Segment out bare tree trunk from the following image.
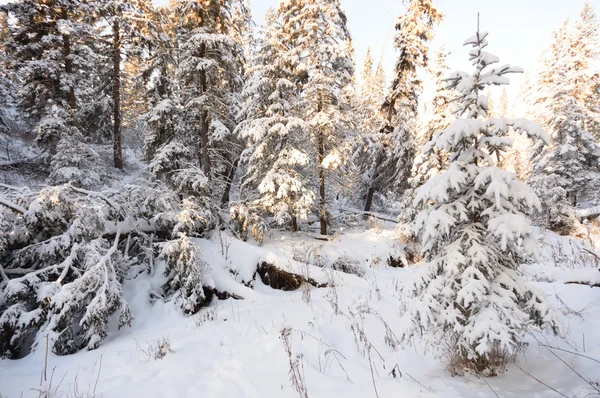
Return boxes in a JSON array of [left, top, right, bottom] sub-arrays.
[[198, 41, 211, 186], [112, 15, 123, 169], [200, 111, 210, 177], [363, 98, 395, 212], [291, 215, 298, 232], [364, 187, 375, 213], [220, 157, 239, 206], [318, 128, 327, 236], [61, 7, 76, 115], [386, 97, 395, 124]]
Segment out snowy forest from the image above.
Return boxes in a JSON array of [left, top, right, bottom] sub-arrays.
[[0, 0, 600, 397]]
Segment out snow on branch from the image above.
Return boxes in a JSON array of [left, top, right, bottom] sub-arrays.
[[575, 206, 600, 219], [0, 196, 26, 214]]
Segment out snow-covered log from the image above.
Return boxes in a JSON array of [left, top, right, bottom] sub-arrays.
[[575, 206, 600, 219], [256, 262, 327, 291]]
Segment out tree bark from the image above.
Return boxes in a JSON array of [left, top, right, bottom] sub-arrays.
[[318, 127, 327, 236], [363, 97, 395, 213], [291, 215, 298, 232], [112, 15, 123, 169], [60, 7, 76, 114], [364, 187, 375, 213], [220, 157, 239, 206], [198, 41, 211, 185]]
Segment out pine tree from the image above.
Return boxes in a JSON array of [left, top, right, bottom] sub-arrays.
[[2, 0, 102, 188], [276, 0, 355, 235], [358, 47, 386, 131], [531, 94, 600, 232], [571, 3, 599, 106], [529, 6, 600, 231], [0, 12, 16, 155], [145, 0, 245, 203], [234, 8, 313, 236], [363, 0, 443, 212], [574, 3, 600, 140], [411, 44, 453, 188], [531, 20, 571, 129], [142, 4, 180, 162], [401, 28, 559, 376], [91, 0, 155, 169], [352, 47, 388, 212]]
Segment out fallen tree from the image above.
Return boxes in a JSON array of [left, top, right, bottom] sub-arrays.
[[575, 206, 600, 219], [0, 180, 214, 358]]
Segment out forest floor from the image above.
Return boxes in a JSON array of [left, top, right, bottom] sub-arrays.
[[1, 224, 600, 398]]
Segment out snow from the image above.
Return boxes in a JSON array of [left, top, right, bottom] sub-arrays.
[[1, 226, 599, 398]]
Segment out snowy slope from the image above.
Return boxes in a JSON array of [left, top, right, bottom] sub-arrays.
[[1, 227, 599, 398]]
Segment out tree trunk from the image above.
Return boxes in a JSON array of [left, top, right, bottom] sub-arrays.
[[318, 129, 327, 236], [112, 15, 123, 170], [200, 112, 211, 177], [364, 187, 375, 213], [386, 97, 395, 124], [363, 97, 395, 213], [61, 7, 76, 115], [291, 215, 298, 232], [198, 41, 211, 185], [220, 157, 239, 206]]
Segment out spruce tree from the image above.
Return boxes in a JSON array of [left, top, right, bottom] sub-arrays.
[[363, 0, 443, 212], [234, 8, 313, 236], [401, 28, 559, 376], [146, 0, 246, 203], [276, 0, 355, 235], [352, 47, 388, 212], [2, 0, 102, 188], [91, 0, 155, 169], [411, 44, 453, 188], [529, 6, 600, 231]]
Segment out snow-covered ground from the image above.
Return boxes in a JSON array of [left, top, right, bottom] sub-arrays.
[[1, 226, 599, 398]]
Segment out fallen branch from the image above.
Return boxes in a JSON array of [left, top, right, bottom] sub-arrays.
[[0, 196, 26, 214], [0, 183, 31, 193], [575, 205, 600, 219], [581, 247, 600, 260], [70, 185, 121, 212], [57, 244, 80, 284], [564, 280, 600, 288], [340, 208, 399, 224], [256, 262, 327, 291]]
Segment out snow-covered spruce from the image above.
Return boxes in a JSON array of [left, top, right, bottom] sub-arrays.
[[2, 0, 105, 188], [282, 0, 355, 236], [233, 8, 314, 238], [144, 0, 247, 204], [400, 29, 560, 376], [402, 44, 454, 228], [528, 6, 600, 234], [0, 181, 212, 358], [351, 47, 388, 213], [356, 0, 443, 215], [235, 0, 355, 236], [410, 45, 453, 190]]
